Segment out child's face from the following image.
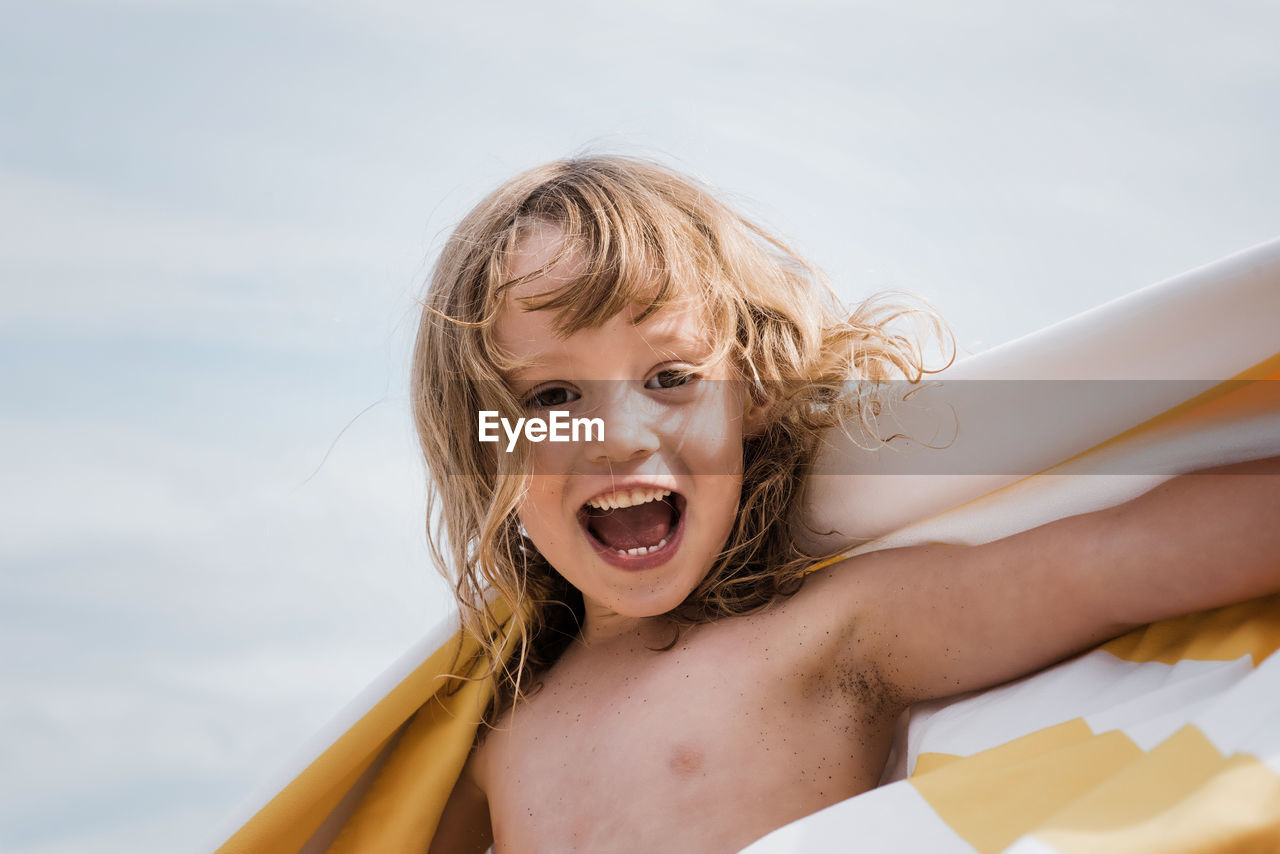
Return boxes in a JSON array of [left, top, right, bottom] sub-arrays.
[[494, 223, 755, 633]]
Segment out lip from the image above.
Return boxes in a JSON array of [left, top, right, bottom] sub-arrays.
[[579, 492, 686, 572]]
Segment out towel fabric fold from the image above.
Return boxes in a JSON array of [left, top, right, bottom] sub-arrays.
[[211, 237, 1280, 854]]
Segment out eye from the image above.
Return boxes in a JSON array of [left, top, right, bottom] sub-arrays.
[[645, 368, 697, 390], [523, 385, 579, 409]]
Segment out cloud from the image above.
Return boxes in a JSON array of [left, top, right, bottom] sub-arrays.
[[0, 404, 455, 851], [3, 1, 1278, 851]]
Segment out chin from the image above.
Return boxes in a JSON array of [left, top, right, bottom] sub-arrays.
[[606, 584, 697, 620]]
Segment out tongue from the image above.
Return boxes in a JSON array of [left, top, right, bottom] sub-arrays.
[[588, 501, 674, 552]]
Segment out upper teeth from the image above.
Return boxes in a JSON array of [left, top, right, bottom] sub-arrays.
[[586, 487, 671, 511]]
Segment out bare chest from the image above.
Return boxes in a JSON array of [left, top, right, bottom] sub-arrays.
[[475, 625, 901, 853]]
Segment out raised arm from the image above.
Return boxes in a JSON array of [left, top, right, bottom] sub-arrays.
[[807, 456, 1280, 705]]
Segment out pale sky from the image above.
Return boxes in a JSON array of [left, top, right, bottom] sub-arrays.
[[2, 2, 1278, 851]]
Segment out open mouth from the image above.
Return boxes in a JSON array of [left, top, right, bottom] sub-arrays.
[[578, 489, 686, 559]]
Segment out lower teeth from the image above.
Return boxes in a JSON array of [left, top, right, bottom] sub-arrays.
[[612, 536, 670, 556]]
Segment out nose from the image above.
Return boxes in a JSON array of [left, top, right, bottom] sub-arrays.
[[584, 383, 661, 465]]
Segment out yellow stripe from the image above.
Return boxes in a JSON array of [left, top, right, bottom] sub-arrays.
[[215, 600, 515, 854], [910, 720, 1143, 853], [1034, 726, 1280, 854], [805, 552, 855, 574], [1052, 365, 1280, 472], [805, 543, 951, 576], [910, 599, 1280, 852], [1101, 595, 1280, 666]]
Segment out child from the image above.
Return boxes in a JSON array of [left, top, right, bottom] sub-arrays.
[[410, 156, 1279, 853]]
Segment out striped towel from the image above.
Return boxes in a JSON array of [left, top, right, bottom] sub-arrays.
[[748, 236, 1280, 853], [210, 237, 1280, 854]]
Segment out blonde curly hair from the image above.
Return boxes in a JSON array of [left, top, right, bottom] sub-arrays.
[[410, 155, 943, 724]]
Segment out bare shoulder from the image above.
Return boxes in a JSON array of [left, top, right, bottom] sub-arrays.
[[779, 548, 911, 643]]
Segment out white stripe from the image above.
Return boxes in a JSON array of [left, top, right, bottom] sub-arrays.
[[902, 651, 1147, 772], [899, 652, 1252, 774], [1083, 655, 1252, 751], [1191, 649, 1280, 774], [801, 236, 1280, 552], [739, 780, 975, 854], [1003, 835, 1064, 854]]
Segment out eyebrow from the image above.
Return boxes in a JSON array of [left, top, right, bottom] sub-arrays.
[[502, 328, 711, 386]]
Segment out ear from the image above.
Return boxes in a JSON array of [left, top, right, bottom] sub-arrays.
[[742, 384, 777, 437]]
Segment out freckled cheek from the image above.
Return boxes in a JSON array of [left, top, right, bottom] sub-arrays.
[[669, 407, 746, 473], [515, 492, 572, 557], [701, 476, 745, 534], [671, 406, 723, 439], [527, 439, 577, 475], [519, 473, 592, 553]]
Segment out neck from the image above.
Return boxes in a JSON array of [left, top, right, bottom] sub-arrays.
[[579, 604, 674, 649]]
